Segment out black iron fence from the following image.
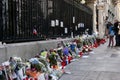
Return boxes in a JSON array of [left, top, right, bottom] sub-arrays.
[[0, 0, 93, 43]]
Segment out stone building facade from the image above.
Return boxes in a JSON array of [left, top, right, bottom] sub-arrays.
[[85, 0, 119, 38]]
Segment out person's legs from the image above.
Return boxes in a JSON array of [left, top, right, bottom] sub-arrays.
[[115, 35, 119, 46], [118, 35, 120, 46], [111, 36, 114, 47], [108, 36, 111, 47]]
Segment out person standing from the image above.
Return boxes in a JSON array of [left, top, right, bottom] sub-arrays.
[[114, 20, 120, 46], [108, 22, 115, 47], [105, 22, 112, 38]]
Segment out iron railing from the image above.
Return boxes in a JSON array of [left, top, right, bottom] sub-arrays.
[[0, 0, 93, 43]]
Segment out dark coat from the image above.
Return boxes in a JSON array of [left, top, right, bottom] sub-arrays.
[[114, 21, 119, 35]]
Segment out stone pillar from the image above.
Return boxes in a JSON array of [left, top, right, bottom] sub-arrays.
[[93, 1, 97, 34], [86, 0, 97, 34], [114, 0, 120, 21], [97, 3, 105, 38]]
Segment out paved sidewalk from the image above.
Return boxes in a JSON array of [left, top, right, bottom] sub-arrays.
[[59, 42, 120, 80]]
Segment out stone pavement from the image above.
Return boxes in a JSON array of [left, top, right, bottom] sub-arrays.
[[59, 42, 120, 80]]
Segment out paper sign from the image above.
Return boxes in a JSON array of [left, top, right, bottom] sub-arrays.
[[65, 28, 68, 33], [51, 20, 55, 27], [60, 21, 64, 27]]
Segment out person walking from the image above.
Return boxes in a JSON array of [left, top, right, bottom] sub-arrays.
[[108, 22, 115, 47]]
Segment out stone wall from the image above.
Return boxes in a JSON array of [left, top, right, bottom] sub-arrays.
[[0, 38, 73, 64]]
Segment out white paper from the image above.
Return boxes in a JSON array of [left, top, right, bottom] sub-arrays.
[[38, 73, 45, 80], [56, 19, 59, 26], [51, 20, 55, 27], [64, 28, 68, 33], [78, 23, 80, 28], [17, 67, 27, 80], [81, 23, 84, 27], [73, 17, 75, 23], [75, 26, 78, 30], [60, 21, 63, 27], [2, 61, 10, 66]]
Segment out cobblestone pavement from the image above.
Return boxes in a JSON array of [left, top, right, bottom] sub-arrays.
[[59, 42, 120, 80]]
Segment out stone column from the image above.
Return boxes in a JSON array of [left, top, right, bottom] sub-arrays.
[[97, 3, 105, 38], [93, 1, 97, 34], [86, 0, 97, 34], [114, 0, 120, 21]]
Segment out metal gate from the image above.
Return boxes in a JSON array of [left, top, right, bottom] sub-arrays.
[[0, 0, 93, 43]]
